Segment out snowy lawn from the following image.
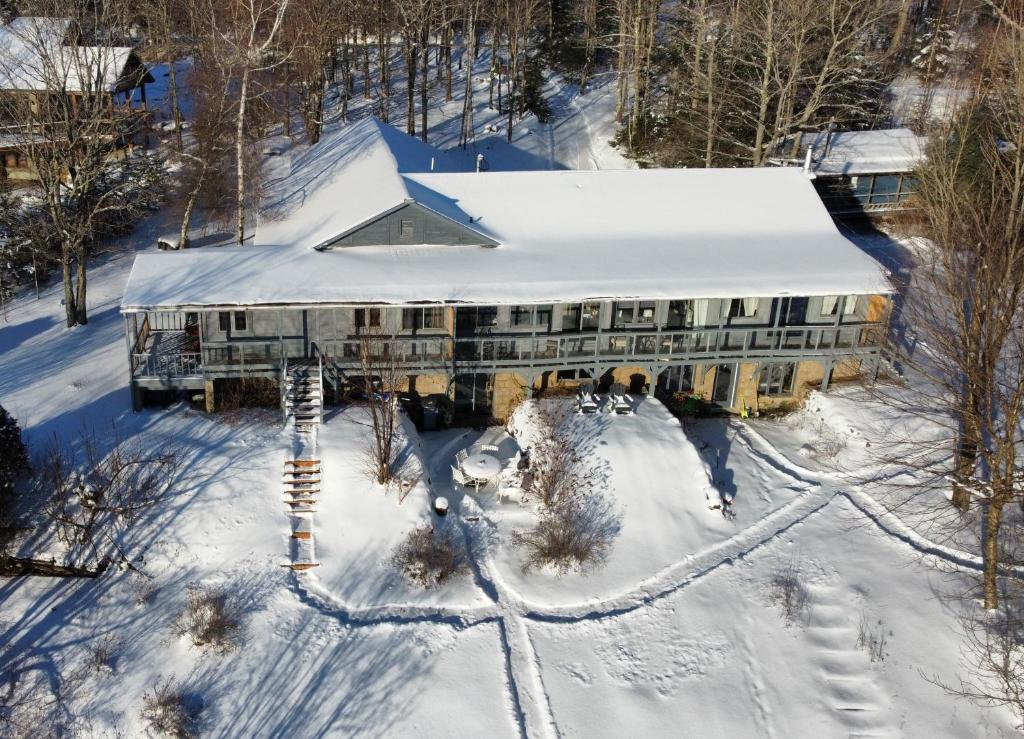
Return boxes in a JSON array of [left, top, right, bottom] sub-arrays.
[[421, 399, 815, 609], [305, 408, 490, 611], [528, 494, 1014, 737]]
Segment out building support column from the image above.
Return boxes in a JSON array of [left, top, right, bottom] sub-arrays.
[[821, 360, 835, 393], [204, 379, 216, 413]]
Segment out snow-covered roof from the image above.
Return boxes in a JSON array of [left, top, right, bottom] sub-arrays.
[[807, 128, 926, 176], [254, 116, 469, 250], [122, 119, 892, 310], [0, 17, 138, 94]]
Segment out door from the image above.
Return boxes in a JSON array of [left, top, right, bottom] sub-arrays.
[[711, 364, 734, 405], [454, 373, 493, 416]]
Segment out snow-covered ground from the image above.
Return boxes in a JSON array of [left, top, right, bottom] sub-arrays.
[[0, 48, 1019, 738]]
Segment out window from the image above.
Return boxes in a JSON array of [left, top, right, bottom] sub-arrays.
[[456, 306, 497, 333], [637, 301, 656, 323], [581, 302, 601, 330], [403, 307, 445, 330], [535, 304, 552, 330], [779, 297, 808, 325], [728, 298, 758, 319], [613, 302, 634, 325], [355, 308, 381, 329], [233, 312, 247, 331], [666, 300, 693, 329], [400, 219, 415, 237], [218, 312, 230, 332], [476, 306, 497, 327], [759, 363, 796, 396], [869, 175, 900, 205], [821, 295, 858, 317], [422, 307, 444, 328], [511, 305, 533, 327], [562, 303, 582, 331]]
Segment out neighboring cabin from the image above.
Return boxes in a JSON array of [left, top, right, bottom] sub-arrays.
[[120, 116, 893, 422], [0, 16, 152, 182], [799, 128, 926, 216]]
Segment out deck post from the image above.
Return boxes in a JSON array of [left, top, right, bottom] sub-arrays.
[[125, 314, 141, 411], [821, 360, 834, 393]]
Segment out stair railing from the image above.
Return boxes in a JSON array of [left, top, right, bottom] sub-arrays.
[[317, 351, 324, 426], [280, 350, 289, 424]]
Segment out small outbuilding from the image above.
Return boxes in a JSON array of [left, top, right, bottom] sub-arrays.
[[798, 128, 926, 215]]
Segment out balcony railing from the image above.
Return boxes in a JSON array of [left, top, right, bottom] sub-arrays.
[[132, 352, 202, 378], [136, 323, 883, 380]]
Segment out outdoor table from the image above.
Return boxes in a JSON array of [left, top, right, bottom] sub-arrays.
[[462, 452, 501, 482]]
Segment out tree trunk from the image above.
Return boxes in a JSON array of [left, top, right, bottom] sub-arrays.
[[180, 161, 207, 249], [74, 255, 88, 325], [420, 25, 429, 142], [363, 30, 371, 99], [62, 257, 77, 328], [235, 66, 250, 246], [489, 31, 499, 108], [444, 26, 453, 101], [459, 7, 477, 148], [983, 499, 1004, 609], [406, 38, 417, 136], [751, 25, 775, 166], [167, 56, 183, 152]]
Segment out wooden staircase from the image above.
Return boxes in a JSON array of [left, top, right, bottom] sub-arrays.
[[283, 458, 321, 570], [285, 363, 322, 434]]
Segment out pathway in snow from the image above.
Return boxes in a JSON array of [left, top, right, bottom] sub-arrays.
[[805, 582, 896, 737], [286, 414, 995, 738]]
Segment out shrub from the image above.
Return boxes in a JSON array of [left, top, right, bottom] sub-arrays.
[[512, 491, 620, 575], [174, 585, 243, 653], [140, 677, 202, 739], [392, 523, 468, 588], [769, 558, 811, 626], [857, 612, 888, 663], [88, 634, 121, 674], [214, 377, 280, 411]]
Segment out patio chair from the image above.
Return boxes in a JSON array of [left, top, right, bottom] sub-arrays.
[[479, 444, 500, 455], [456, 449, 469, 465], [577, 382, 599, 414], [452, 465, 473, 488], [608, 383, 633, 415]]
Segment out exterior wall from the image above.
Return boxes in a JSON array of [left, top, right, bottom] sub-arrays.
[[865, 294, 889, 323], [130, 292, 889, 419], [492, 372, 529, 422], [324, 202, 496, 247], [399, 373, 449, 396]]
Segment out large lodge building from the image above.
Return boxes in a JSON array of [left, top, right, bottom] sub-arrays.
[[120, 116, 893, 422]]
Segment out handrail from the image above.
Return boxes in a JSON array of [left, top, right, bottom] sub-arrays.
[[131, 351, 201, 378], [317, 351, 324, 426], [280, 350, 289, 424]]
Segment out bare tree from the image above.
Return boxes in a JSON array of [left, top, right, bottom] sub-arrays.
[[652, 0, 895, 166], [37, 425, 183, 568], [871, 6, 1024, 610], [356, 332, 406, 485], [288, 0, 345, 144], [193, 0, 291, 245], [510, 402, 620, 573], [0, 6, 155, 326]]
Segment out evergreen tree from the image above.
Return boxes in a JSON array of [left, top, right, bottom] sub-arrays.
[[0, 404, 29, 496]]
